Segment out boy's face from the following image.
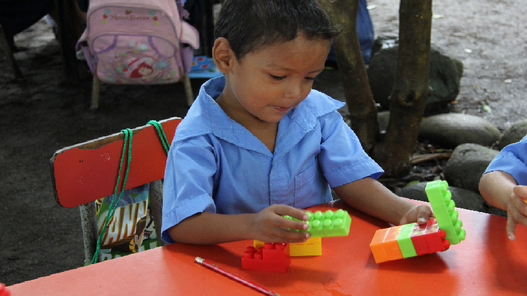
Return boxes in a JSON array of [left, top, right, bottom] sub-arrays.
[[218, 34, 331, 125]]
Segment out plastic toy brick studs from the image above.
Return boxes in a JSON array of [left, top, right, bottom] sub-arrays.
[[425, 180, 466, 245], [0, 283, 10, 296], [285, 209, 352, 238], [242, 243, 291, 272], [370, 180, 465, 263]]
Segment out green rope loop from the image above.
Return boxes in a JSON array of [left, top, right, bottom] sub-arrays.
[[147, 120, 170, 154], [89, 128, 133, 265]]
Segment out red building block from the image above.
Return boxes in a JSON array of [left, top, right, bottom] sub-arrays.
[[242, 243, 291, 272], [0, 283, 11, 296], [410, 219, 450, 256]]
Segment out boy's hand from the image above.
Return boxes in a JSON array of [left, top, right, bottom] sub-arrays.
[[506, 185, 527, 241], [250, 204, 311, 243], [398, 204, 433, 226]]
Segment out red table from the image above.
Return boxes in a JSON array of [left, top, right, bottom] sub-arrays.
[[8, 200, 527, 295]]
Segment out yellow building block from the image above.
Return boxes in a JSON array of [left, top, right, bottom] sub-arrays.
[[289, 237, 322, 256], [254, 237, 322, 256]]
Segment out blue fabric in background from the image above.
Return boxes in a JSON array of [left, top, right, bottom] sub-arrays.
[[327, 0, 374, 65]]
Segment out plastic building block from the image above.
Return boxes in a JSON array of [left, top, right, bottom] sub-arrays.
[[255, 237, 322, 257], [369, 219, 450, 263], [242, 243, 291, 272], [410, 219, 450, 255], [370, 180, 465, 263], [285, 209, 352, 237], [289, 237, 322, 256], [425, 180, 466, 245], [397, 223, 418, 258], [370, 226, 404, 263], [0, 283, 10, 296]]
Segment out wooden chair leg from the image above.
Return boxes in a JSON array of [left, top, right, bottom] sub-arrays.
[[91, 73, 100, 109], [0, 25, 23, 79], [79, 202, 98, 263], [149, 180, 166, 247], [182, 72, 194, 106]]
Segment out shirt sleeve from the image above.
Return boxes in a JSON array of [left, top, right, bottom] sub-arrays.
[[318, 111, 384, 188], [161, 135, 218, 243], [484, 135, 527, 185]]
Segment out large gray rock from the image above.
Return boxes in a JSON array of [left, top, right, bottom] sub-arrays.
[[397, 181, 506, 216], [498, 119, 527, 149], [367, 40, 463, 116], [419, 113, 501, 148], [443, 143, 499, 192]]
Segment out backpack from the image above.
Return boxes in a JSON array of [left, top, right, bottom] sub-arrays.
[[77, 0, 199, 84]]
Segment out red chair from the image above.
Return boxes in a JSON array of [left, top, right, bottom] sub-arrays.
[[50, 117, 181, 263]]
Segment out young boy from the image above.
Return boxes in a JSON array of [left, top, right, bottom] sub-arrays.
[[161, 0, 432, 245], [479, 135, 527, 241]]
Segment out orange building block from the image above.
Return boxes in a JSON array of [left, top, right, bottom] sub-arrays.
[[370, 226, 404, 263]]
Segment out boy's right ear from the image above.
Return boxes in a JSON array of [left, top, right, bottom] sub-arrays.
[[212, 37, 236, 74]]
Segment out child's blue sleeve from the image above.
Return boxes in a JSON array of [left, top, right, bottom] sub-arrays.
[[161, 136, 218, 243], [318, 111, 384, 188], [485, 135, 527, 185]]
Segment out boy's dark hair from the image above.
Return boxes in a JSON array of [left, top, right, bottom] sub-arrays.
[[214, 0, 340, 60]]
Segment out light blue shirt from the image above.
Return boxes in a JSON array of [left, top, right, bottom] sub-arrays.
[[484, 134, 527, 185], [161, 76, 383, 243]]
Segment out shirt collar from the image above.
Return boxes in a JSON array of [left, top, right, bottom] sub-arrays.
[[177, 76, 346, 158]]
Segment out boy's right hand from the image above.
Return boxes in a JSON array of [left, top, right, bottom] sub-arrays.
[[506, 185, 527, 241], [250, 204, 311, 243]]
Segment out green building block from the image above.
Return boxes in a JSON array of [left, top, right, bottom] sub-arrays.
[[285, 209, 351, 237], [397, 223, 418, 258], [425, 180, 466, 245]]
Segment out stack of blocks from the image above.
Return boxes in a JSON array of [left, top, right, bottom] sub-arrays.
[[370, 180, 466, 263], [242, 209, 352, 271], [370, 219, 450, 263]]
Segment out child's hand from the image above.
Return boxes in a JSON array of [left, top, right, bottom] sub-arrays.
[[398, 204, 433, 226], [250, 204, 311, 243], [506, 185, 527, 241]]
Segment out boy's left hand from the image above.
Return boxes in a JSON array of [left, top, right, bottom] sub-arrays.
[[506, 185, 527, 241], [399, 204, 433, 225]]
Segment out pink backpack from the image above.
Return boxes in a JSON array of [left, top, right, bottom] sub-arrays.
[[77, 0, 199, 84]]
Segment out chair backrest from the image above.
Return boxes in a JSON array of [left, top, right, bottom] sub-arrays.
[[50, 117, 182, 262]]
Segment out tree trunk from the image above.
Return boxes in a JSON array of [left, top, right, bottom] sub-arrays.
[[320, 0, 432, 177], [318, 0, 379, 153], [371, 0, 432, 177]]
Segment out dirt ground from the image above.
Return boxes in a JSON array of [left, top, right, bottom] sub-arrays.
[[1, 0, 526, 286]]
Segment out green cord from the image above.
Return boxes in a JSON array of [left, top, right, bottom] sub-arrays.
[[89, 128, 133, 265], [147, 120, 170, 154]]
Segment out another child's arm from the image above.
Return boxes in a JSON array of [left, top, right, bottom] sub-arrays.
[[479, 171, 527, 241], [166, 204, 311, 245], [333, 177, 432, 226]]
